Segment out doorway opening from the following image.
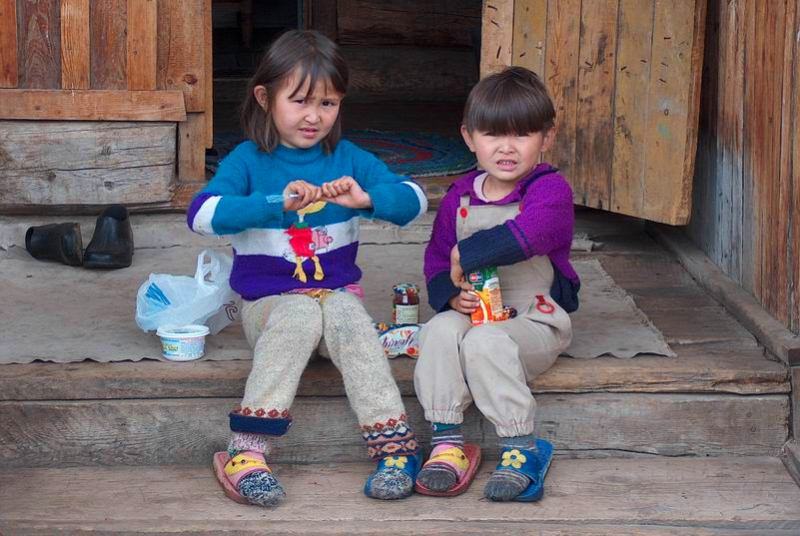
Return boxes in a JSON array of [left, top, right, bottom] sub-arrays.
[[210, 1, 482, 195]]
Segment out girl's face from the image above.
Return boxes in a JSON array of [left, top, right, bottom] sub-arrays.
[[255, 70, 343, 150], [461, 126, 555, 184]]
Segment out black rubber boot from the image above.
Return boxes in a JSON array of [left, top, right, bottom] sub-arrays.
[[25, 223, 84, 266], [83, 205, 134, 269]]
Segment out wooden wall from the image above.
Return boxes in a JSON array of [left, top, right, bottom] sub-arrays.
[[0, 0, 212, 212], [688, 0, 800, 332], [306, 0, 482, 102]]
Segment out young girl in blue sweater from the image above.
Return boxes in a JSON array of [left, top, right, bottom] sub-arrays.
[[187, 30, 426, 506]]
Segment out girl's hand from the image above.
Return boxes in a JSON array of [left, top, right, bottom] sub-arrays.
[[321, 176, 372, 209], [284, 180, 322, 211], [449, 289, 480, 314]]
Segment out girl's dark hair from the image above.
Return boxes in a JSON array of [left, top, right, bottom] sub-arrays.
[[463, 66, 555, 135], [241, 30, 348, 153]]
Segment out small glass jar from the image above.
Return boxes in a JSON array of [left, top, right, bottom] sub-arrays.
[[392, 283, 420, 325]]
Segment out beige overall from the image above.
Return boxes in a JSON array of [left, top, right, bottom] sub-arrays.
[[414, 195, 573, 437]]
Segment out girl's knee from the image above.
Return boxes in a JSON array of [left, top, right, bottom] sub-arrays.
[[270, 295, 323, 331], [322, 293, 374, 340], [322, 291, 366, 319]]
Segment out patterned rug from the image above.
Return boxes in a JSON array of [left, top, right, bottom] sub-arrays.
[[207, 129, 476, 178], [1, 247, 673, 363]]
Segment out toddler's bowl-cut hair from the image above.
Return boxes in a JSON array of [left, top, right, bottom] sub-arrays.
[[463, 66, 555, 136], [241, 30, 349, 153]]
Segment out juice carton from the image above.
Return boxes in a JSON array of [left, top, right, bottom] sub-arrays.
[[468, 266, 504, 325]]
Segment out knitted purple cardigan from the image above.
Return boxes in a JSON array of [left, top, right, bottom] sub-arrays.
[[424, 163, 579, 312]]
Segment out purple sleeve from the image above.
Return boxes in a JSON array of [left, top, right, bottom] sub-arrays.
[[459, 174, 574, 273], [186, 192, 218, 231], [423, 191, 461, 311], [508, 175, 574, 257]]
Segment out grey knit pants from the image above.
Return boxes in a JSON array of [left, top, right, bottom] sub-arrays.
[[235, 291, 416, 459]]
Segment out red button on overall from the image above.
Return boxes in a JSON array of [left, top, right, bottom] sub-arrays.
[[460, 207, 469, 218], [535, 295, 555, 314]]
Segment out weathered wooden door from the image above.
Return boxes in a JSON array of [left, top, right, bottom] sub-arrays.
[[0, 0, 212, 211], [481, 0, 706, 225]]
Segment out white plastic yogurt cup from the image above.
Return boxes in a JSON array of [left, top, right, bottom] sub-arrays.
[[156, 324, 210, 361]]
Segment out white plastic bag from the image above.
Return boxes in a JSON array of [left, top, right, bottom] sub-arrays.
[[135, 249, 240, 335]]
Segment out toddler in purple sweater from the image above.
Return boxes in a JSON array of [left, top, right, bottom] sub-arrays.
[[413, 66, 579, 502]]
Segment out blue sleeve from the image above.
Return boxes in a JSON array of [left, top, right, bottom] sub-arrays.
[[347, 142, 428, 226], [458, 225, 527, 273], [187, 144, 284, 236]]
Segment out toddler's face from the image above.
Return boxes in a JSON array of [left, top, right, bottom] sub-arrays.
[[461, 126, 555, 184], [259, 70, 343, 150]]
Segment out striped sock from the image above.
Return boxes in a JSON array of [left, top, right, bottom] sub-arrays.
[[484, 434, 536, 502], [416, 423, 464, 492], [431, 422, 465, 448]]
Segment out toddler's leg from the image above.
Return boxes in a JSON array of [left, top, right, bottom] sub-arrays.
[[225, 294, 323, 506], [413, 310, 473, 491], [460, 318, 563, 501], [413, 310, 474, 424], [320, 292, 418, 499]]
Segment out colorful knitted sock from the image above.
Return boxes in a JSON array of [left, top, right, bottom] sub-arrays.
[[367, 461, 415, 500], [227, 433, 285, 507], [484, 434, 536, 502], [362, 416, 419, 499], [416, 422, 464, 492]]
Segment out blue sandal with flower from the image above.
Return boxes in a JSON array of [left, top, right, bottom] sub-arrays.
[[363, 453, 422, 500], [495, 438, 554, 502]]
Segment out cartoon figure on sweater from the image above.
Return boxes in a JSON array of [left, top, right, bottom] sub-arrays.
[[285, 200, 332, 282]]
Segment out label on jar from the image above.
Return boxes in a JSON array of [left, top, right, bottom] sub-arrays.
[[392, 283, 420, 324], [394, 304, 419, 325]]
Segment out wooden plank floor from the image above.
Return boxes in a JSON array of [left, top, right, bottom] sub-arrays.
[[2, 457, 799, 534], [0, 210, 787, 401]]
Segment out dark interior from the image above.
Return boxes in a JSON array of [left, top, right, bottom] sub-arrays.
[[211, 0, 481, 140]]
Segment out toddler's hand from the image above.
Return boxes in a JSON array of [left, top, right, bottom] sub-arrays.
[[321, 176, 372, 209], [450, 245, 468, 289], [284, 180, 322, 211], [449, 289, 480, 315]]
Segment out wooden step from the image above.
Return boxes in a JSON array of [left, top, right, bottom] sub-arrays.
[[0, 211, 790, 467], [0, 339, 787, 401], [2, 457, 799, 534], [0, 391, 788, 467]]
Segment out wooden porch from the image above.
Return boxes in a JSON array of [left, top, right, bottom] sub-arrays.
[[1, 209, 798, 533], [1, 0, 800, 532]]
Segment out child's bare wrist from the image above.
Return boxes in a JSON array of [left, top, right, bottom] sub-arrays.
[[360, 193, 372, 209]]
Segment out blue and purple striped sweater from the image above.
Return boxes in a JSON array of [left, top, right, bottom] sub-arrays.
[[187, 140, 427, 300]]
